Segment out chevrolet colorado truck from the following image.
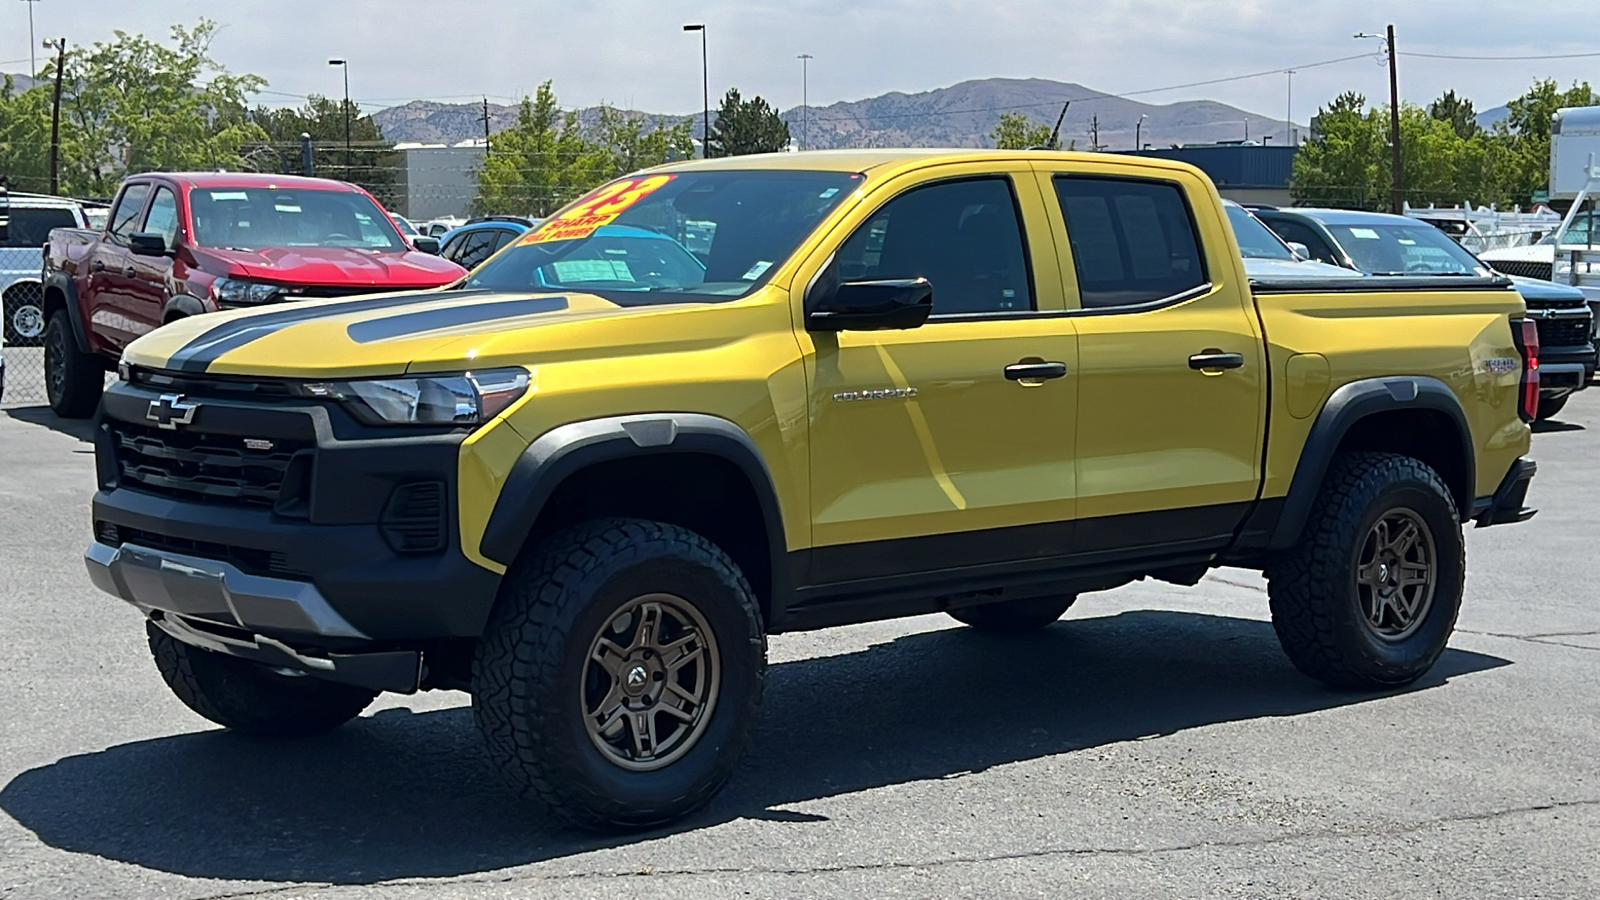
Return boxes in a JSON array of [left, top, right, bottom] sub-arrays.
[[84, 150, 1539, 831], [42, 172, 462, 418]]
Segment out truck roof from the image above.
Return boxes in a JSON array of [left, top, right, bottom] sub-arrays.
[[1266, 208, 1422, 227], [651, 148, 1208, 178], [130, 172, 363, 191], [4, 192, 87, 209]]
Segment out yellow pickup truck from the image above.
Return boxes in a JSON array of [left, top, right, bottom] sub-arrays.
[[84, 150, 1539, 830]]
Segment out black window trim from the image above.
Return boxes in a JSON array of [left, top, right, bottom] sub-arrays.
[[106, 181, 155, 246], [142, 185, 182, 245], [837, 173, 1043, 321], [1049, 172, 1213, 316]]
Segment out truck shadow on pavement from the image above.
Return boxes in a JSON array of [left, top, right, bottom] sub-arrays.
[[4, 406, 96, 442], [0, 609, 1509, 885]]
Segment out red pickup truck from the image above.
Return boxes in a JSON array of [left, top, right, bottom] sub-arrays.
[[41, 172, 466, 416]]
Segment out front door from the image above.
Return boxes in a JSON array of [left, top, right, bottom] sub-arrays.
[[89, 182, 152, 349], [1036, 166, 1265, 556], [804, 169, 1079, 586], [122, 184, 180, 340]]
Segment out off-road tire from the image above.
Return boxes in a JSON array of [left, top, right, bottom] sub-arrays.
[[1266, 452, 1465, 690], [948, 595, 1078, 633], [472, 518, 766, 832], [147, 621, 378, 737], [44, 312, 103, 418], [1536, 394, 1569, 421]]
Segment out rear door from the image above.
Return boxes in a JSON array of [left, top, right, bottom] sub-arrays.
[[1034, 164, 1265, 556], [88, 182, 152, 348]]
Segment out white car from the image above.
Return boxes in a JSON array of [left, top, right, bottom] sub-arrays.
[[2, 192, 89, 348]]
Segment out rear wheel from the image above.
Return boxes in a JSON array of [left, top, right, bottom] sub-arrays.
[[473, 518, 766, 831], [1266, 452, 1464, 689], [1536, 393, 1569, 421], [4, 288, 46, 346], [147, 622, 377, 737], [948, 595, 1077, 633], [44, 312, 103, 418]]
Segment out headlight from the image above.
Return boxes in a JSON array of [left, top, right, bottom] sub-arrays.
[[212, 277, 282, 306], [299, 368, 531, 426]]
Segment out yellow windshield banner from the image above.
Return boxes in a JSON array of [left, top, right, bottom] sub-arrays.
[[522, 174, 676, 244]]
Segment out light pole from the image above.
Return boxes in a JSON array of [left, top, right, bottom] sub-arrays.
[[20, 0, 38, 77], [797, 53, 812, 151], [328, 58, 351, 178], [1356, 26, 1402, 212], [1135, 114, 1147, 150], [682, 25, 709, 158], [1285, 69, 1296, 145]]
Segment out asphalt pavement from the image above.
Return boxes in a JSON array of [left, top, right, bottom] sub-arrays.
[[0, 391, 1596, 899]]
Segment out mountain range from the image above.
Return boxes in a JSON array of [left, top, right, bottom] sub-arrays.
[[371, 77, 1306, 150]]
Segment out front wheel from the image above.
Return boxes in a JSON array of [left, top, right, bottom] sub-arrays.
[[1266, 452, 1464, 689], [148, 622, 377, 737], [44, 312, 103, 418], [473, 518, 766, 831]]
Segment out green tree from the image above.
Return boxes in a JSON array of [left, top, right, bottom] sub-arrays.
[[1292, 93, 1388, 207], [990, 111, 1053, 150], [472, 81, 606, 216], [1429, 90, 1479, 139], [249, 95, 398, 206], [706, 88, 790, 157], [54, 21, 268, 197], [0, 76, 55, 192], [588, 106, 694, 177]]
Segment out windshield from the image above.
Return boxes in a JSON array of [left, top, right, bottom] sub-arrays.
[[189, 187, 407, 252], [1225, 204, 1296, 260], [1327, 222, 1489, 276], [464, 170, 862, 302], [1544, 215, 1596, 248]]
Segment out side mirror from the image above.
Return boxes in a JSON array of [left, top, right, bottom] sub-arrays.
[[413, 235, 441, 254], [129, 232, 169, 257], [1286, 241, 1311, 260], [807, 278, 933, 331]]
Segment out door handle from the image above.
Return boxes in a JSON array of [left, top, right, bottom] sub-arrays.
[[1004, 360, 1069, 382], [90, 259, 105, 272], [1188, 351, 1245, 371]]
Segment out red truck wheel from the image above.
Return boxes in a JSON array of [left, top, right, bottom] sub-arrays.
[[43, 313, 104, 418]]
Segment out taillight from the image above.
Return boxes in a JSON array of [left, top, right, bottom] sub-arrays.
[[1510, 319, 1540, 422]]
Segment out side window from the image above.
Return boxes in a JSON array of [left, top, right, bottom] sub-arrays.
[[439, 234, 465, 262], [491, 229, 519, 252], [1052, 177, 1206, 309], [836, 177, 1034, 315], [107, 183, 152, 240], [1265, 218, 1339, 266], [452, 231, 497, 269], [143, 187, 179, 248]]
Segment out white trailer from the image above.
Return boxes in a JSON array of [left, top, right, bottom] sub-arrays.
[[1552, 106, 1600, 201]]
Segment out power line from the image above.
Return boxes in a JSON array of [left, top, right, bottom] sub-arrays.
[[1400, 50, 1600, 61]]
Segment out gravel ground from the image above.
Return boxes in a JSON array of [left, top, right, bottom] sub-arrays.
[[0, 392, 1596, 899]]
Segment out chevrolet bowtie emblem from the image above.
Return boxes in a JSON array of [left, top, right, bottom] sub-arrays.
[[146, 393, 199, 430]]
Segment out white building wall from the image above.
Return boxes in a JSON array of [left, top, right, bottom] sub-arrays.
[[398, 143, 485, 220]]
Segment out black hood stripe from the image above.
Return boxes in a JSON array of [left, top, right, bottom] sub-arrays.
[[165, 290, 491, 372], [346, 296, 569, 344]]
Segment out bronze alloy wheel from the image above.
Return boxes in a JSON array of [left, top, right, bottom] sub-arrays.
[[1355, 507, 1437, 641], [582, 592, 722, 772]]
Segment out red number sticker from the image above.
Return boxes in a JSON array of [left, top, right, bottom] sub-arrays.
[[522, 175, 675, 244]]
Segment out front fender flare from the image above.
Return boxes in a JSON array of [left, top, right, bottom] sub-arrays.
[[479, 412, 789, 594], [42, 268, 91, 354]]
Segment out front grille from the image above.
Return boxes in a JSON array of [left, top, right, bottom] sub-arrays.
[[109, 420, 311, 508], [379, 481, 447, 553], [127, 367, 296, 400], [1488, 260, 1554, 281], [1534, 317, 1592, 349], [95, 521, 302, 578]]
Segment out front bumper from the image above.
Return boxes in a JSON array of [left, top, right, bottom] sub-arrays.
[[1537, 343, 1596, 393], [88, 379, 502, 646]]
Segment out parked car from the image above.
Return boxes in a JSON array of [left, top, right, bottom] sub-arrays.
[[1, 192, 89, 346], [87, 151, 1537, 831], [1479, 214, 1600, 318], [437, 219, 531, 270], [1255, 207, 1595, 419], [41, 172, 468, 417], [1222, 201, 1357, 280]]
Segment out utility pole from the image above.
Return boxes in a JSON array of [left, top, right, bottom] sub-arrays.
[[683, 25, 709, 158], [47, 37, 64, 195], [797, 53, 812, 151], [1385, 25, 1403, 214], [21, 0, 39, 78], [1135, 113, 1146, 150], [1090, 114, 1100, 151], [479, 97, 492, 153], [1285, 69, 1295, 145]]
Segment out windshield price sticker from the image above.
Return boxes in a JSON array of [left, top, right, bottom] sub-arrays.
[[523, 175, 675, 244]]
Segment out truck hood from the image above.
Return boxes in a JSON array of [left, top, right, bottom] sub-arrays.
[[120, 288, 766, 379], [196, 245, 465, 287]]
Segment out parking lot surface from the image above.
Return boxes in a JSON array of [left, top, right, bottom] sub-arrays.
[[1, 392, 1597, 899]]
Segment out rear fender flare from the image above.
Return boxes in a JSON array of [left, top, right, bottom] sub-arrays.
[[1267, 376, 1474, 549]]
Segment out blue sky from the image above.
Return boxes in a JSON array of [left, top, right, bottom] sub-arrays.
[[4, 0, 1596, 120]]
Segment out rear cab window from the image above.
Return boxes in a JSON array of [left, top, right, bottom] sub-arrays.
[[0, 206, 80, 248], [1048, 176, 1208, 309]]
